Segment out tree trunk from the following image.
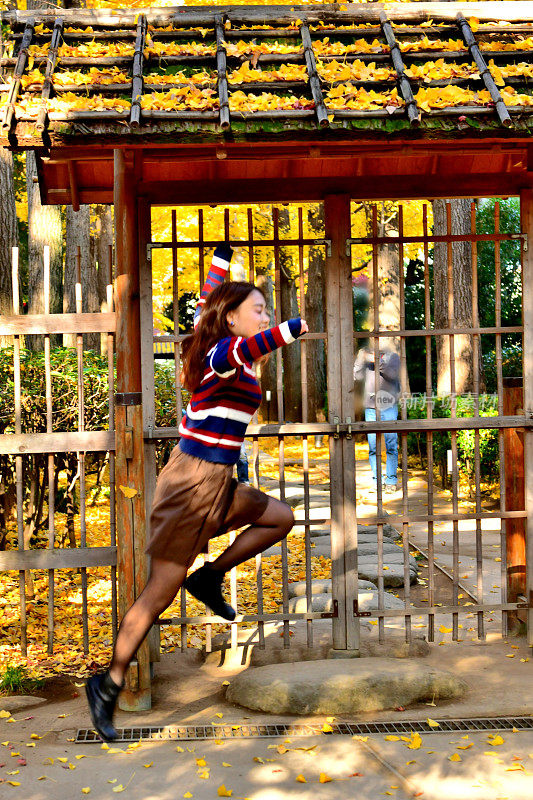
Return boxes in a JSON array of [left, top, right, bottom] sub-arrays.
[[305, 203, 327, 422], [0, 147, 18, 346], [433, 199, 475, 395], [256, 271, 278, 422], [64, 205, 100, 350], [278, 207, 302, 421], [254, 206, 278, 421], [26, 152, 63, 350], [371, 203, 410, 396], [92, 204, 113, 355]]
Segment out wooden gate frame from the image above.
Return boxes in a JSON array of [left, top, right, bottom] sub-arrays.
[[112, 167, 533, 709]]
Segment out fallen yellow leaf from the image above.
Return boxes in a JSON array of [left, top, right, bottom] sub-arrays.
[[319, 772, 333, 783], [488, 735, 505, 746], [296, 774, 307, 782], [427, 719, 440, 728], [449, 753, 462, 762], [217, 786, 233, 797], [407, 733, 422, 750], [0, 710, 11, 718], [119, 485, 138, 498], [81, 789, 91, 795]]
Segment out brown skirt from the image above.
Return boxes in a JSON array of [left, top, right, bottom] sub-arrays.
[[145, 446, 270, 567]]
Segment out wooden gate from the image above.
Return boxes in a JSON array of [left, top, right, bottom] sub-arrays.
[[0, 244, 117, 667], [138, 197, 362, 656]]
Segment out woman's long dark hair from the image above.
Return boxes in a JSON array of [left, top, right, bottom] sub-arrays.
[[181, 281, 267, 392]]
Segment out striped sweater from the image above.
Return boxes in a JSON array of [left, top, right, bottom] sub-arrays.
[[179, 244, 303, 464]]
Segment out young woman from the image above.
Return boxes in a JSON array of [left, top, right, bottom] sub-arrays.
[[86, 243, 308, 741]]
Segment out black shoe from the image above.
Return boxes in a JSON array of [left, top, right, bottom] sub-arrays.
[[85, 671, 123, 742], [184, 565, 236, 621]]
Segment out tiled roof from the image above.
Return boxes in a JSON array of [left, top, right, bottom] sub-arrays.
[[1, 4, 533, 143]]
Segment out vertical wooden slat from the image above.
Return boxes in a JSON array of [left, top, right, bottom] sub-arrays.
[[138, 198, 160, 662], [398, 206, 411, 643], [520, 188, 533, 650], [471, 201, 485, 641], [248, 208, 264, 649], [446, 203, 460, 642], [272, 206, 290, 647], [44, 245, 55, 655], [198, 208, 205, 288], [372, 205, 385, 643], [503, 378, 526, 618], [494, 202, 508, 637], [225, 206, 238, 652], [298, 207, 313, 648], [247, 208, 255, 284], [423, 206, 435, 642], [338, 198, 359, 652], [12, 246, 26, 657], [107, 243, 118, 641], [172, 209, 182, 420], [76, 246, 89, 654]]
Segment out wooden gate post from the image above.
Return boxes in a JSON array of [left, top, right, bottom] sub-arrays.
[[503, 378, 526, 616], [114, 149, 151, 711], [520, 188, 533, 649], [325, 194, 359, 654]]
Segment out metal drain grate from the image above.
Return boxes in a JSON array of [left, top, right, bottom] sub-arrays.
[[76, 716, 533, 743]]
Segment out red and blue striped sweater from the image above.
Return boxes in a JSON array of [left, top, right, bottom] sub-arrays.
[[178, 244, 303, 465]]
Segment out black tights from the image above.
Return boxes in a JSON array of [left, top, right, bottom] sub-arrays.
[[108, 497, 293, 685]]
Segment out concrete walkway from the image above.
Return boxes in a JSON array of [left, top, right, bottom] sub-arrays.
[[2, 649, 533, 800]]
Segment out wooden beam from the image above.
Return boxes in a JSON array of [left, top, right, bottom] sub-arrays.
[[0, 312, 115, 335], [4, 4, 533, 26], [0, 431, 114, 456], [138, 174, 532, 206], [520, 187, 533, 649], [113, 149, 151, 712], [324, 193, 351, 653], [503, 379, 526, 608], [0, 546, 116, 571]]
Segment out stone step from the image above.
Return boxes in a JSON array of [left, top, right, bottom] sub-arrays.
[[309, 545, 419, 570], [288, 578, 377, 597], [226, 658, 468, 715], [358, 563, 418, 587], [203, 619, 430, 668], [288, 590, 405, 614]]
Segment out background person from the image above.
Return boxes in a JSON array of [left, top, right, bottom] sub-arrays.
[[354, 344, 400, 492]]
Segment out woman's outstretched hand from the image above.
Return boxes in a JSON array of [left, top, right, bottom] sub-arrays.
[[300, 319, 309, 335]]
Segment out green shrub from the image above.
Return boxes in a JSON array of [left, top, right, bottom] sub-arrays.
[[0, 665, 45, 695], [405, 393, 499, 486]]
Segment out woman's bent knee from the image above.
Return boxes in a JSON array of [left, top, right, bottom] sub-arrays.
[[279, 503, 294, 535]]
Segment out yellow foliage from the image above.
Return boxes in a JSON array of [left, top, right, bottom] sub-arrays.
[[228, 61, 307, 85]]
